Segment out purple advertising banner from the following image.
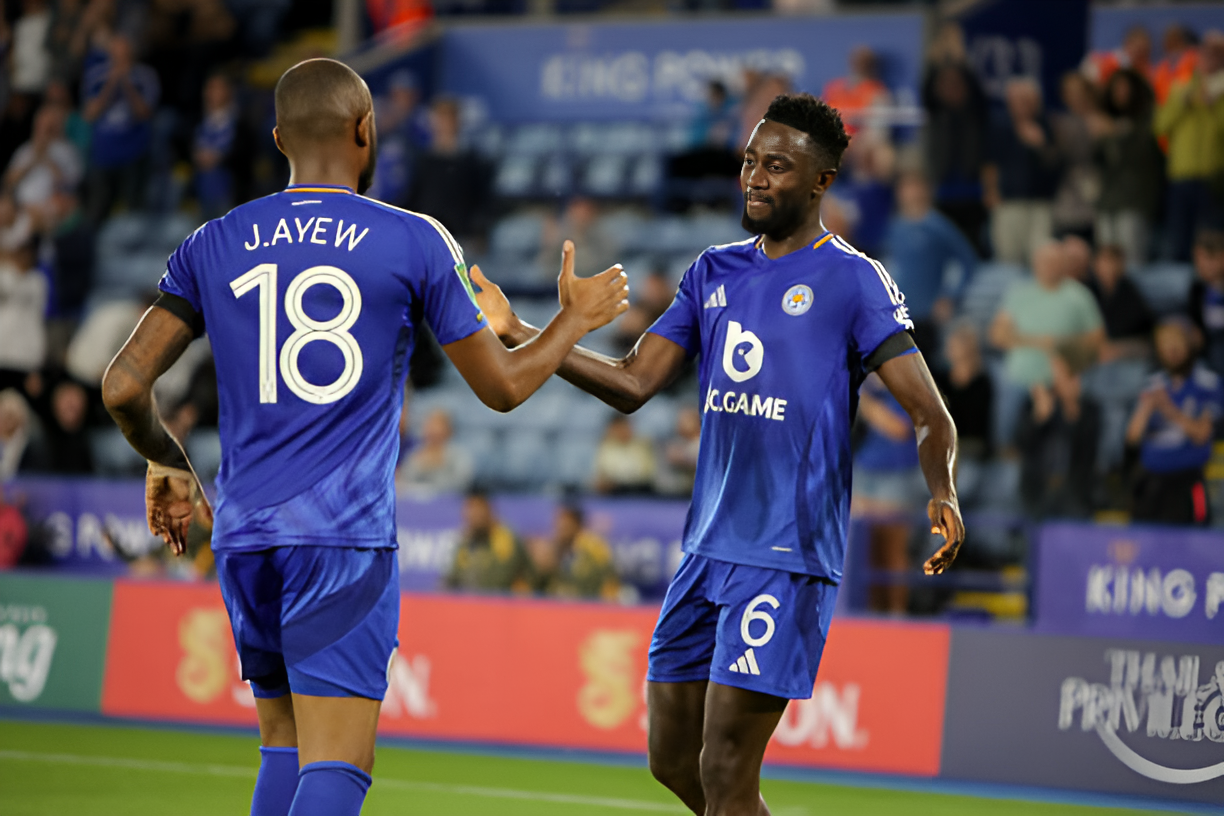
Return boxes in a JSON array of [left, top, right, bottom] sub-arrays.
[[1034, 522, 1224, 646], [6, 479, 687, 597], [942, 627, 1224, 804]]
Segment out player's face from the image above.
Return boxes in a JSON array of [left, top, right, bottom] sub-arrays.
[[740, 120, 826, 238]]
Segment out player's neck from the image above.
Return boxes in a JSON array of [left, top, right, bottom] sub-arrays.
[[760, 216, 826, 260], [286, 159, 359, 192]]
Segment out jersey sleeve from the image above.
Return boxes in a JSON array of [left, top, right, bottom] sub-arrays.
[[646, 261, 701, 357], [850, 256, 915, 369], [158, 227, 204, 313], [413, 217, 488, 345]]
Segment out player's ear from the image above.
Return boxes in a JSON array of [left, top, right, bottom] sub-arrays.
[[272, 127, 286, 157], [812, 168, 838, 198], [356, 111, 372, 149]]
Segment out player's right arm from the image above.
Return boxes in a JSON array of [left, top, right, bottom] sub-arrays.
[[442, 241, 632, 412], [469, 264, 689, 414]]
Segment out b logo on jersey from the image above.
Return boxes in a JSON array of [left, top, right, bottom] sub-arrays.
[[722, 321, 764, 383], [782, 285, 813, 316]]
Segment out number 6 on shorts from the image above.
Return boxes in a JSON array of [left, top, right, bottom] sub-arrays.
[[740, 594, 780, 647]]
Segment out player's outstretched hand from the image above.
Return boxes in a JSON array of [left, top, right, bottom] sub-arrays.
[[556, 240, 630, 333], [470, 264, 518, 340], [922, 498, 965, 575], [146, 462, 212, 556]]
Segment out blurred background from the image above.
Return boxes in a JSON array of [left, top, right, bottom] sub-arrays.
[[2, 1, 1224, 809]]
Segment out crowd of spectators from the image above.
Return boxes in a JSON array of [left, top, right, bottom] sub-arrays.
[[3, 5, 1224, 602]]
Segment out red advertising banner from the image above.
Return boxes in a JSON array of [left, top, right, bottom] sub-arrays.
[[101, 582, 949, 776]]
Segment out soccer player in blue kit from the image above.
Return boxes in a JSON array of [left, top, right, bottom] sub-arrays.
[[100, 59, 629, 816], [473, 93, 965, 815]]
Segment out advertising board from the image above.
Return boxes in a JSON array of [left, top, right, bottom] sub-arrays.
[[1034, 522, 1224, 645], [0, 572, 112, 711], [942, 627, 1224, 804]]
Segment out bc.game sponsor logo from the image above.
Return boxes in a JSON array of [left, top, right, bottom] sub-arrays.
[[1059, 648, 1224, 784]]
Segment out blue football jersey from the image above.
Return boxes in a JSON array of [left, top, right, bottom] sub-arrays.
[[158, 184, 487, 550], [649, 232, 915, 581]]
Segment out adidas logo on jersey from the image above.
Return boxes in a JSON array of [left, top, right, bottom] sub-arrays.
[[703, 285, 727, 309], [728, 648, 761, 676]]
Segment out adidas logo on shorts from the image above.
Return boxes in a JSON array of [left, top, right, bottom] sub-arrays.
[[728, 648, 761, 676]]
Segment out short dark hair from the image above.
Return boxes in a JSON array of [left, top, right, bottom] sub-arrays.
[[275, 58, 371, 147], [1195, 229, 1224, 254], [762, 92, 851, 170]]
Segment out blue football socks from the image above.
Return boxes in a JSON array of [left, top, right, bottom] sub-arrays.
[[288, 761, 372, 816], [251, 746, 300, 816]]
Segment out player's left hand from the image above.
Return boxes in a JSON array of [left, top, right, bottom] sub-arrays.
[[922, 498, 965, 575], [470, 265, 519, 341], [146, 462, 211, 556]]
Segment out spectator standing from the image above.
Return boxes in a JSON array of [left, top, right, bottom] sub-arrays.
[[1186, 230, 1224, 376], [0, 239, 48, 394], [1093, 68, 1163, 269], [933, 321, 993, 503], [395, 409, 474, 494], [822, 46, 891, 140], [44, 189, 94, 322], [736, 71, 789, 151], [1051, 72, 1101, 242], [1016, 342, 1101, 519], [989, 242, 1105, 447], [368, 71, 428, 207], [81, 34, 160, 226], [42, 80, 90, 161], [922, 23, 990, 253], [1155, 31, 1224, 261], [444, 491, 531, 594], [656, 406, 701, 496], [1062, 235, 1093, 284], [528, 505, 620, 601], [1152, 24, 1199, 106], [0, 193, 33, 253], [406, 97, 493, 247], [593, 415, 656, 495], [1126, 317, 1221, 525], [1089, 244, 1154, 363], [852, 373, 922, 615], [10, 0, 53, 99], [883, 171, 977, 355], [1085, 25, 1154, 88], [4, 104, 83, 219], [37, 379, 93, 474], [192, 74, 238, 220], [984, 78, 1062, 263]]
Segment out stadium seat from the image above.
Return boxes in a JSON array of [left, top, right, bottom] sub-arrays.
[[498, 429, 553, 489], [556, 431, 600, 487], [507, 123, 564, 155], [494, 155, 538, 198], [89, 427, 147, 477], [580, 155, 628, 197], [628, 154, 662, 197], [185, 430, 223, 483], [489, 212, 546, 258], [538, 155, 574, 197], [631, 396, 680, 440], [1132, 263, 1193, 315]]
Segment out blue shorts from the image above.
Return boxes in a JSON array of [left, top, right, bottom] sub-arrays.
[[648, 553, 837, 700], [215, 546, 399, 700]]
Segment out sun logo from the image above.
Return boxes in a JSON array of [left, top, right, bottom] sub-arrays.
[[782, 284, 813, 316]]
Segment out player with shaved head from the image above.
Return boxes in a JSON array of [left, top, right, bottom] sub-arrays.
[[102, 58, 629, 816], [476, 93, 964, 815]]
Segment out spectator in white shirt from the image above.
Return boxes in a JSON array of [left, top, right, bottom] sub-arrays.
[[0, 239, 48, 392], [4, 104, 84, 218]]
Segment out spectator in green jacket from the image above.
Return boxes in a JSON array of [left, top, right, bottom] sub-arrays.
[[1155, 31, 1224, 261], [444, 490, 532, 594]]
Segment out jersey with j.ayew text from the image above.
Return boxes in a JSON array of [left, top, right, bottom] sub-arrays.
[[647, 232, 915, 582], [158, 184, 487, 551]]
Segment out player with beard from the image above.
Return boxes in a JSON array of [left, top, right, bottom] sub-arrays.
[[472, 93, 964, 815], [101, 58, 630, 816]]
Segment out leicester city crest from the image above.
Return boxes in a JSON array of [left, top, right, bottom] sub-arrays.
[[782, 284, 813, 316]]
